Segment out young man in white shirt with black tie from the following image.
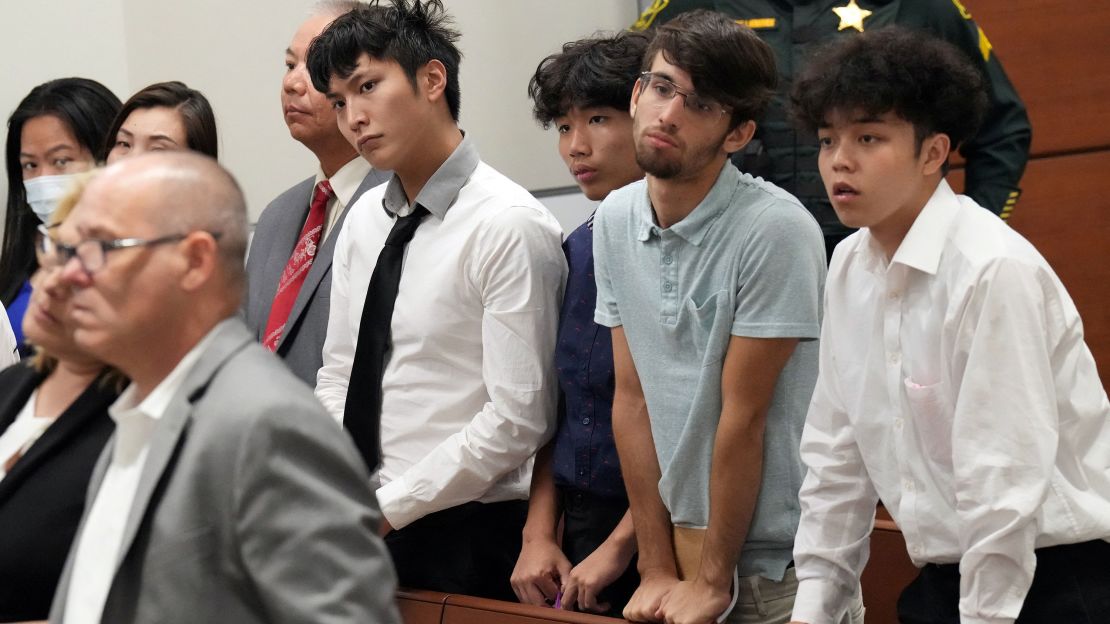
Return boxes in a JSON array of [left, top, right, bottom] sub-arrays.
[[788, 27, 1110, 624], [308, 0, 566, 601]]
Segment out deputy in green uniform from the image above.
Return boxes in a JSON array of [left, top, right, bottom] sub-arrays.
[[633, 0, 1031, 257]]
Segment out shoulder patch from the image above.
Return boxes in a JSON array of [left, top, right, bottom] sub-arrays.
[[632, 0, 671, 31], [950, 0, 973, 19], [977, 25, 993, 61]]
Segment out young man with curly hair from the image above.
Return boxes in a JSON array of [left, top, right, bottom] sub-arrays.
[[789, 27, 1110, 624]]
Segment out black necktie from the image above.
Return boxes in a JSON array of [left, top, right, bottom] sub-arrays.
[[344, 206, 429, 471]]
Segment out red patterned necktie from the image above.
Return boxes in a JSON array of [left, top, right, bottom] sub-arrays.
[[262, 180, 334, 351]]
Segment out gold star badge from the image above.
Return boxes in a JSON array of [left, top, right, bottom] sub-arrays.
[[833, 0, 873, 32]]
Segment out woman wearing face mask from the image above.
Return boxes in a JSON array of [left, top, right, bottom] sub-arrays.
[[2, 78, 121, 354], [0, 172, 121, 622], [105, 81, 218, 162]]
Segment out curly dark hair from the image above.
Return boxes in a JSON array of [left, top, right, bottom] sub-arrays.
[[306, 0, 462, 121], [791, 26, 988, 151], [643, 9, 777, 129], [528, 30, 652, 129]]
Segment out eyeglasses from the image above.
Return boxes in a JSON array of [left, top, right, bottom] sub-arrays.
[[638, 72, 732, 120], [35, 224, 218, 274]]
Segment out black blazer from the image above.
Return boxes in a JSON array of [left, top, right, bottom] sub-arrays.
[[0, 362, 118, 621]]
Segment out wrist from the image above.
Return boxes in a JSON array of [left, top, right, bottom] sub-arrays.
[[638, 564, 679, 582], [603, 528, 638, 561], [521, 525, 558, 545], [696, 564, 735, 593]]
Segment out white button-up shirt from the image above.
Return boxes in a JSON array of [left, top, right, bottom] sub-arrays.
[[316, 136, 566, 529], [792, 181, 1110, 624], [63, 329, 218, 624]]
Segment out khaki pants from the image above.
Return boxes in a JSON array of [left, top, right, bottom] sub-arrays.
[[722, 568, 865, 624], [674, 527, 866, 624]]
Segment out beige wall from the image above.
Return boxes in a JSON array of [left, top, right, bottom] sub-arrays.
[[1, 0, 636, 234]]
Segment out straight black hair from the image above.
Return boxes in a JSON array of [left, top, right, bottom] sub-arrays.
[[306, 0, 462, 121]]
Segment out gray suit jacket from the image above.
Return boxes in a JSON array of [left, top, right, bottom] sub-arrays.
[[245, 168, 390, 385], [49, 319, 400, 624]]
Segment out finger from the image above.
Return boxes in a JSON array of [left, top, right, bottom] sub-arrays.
[[624, 592, 646, 621], [537, 574, 561, 602], [556, 556, 573, 581], [578, 584, 598, 613], [510, 579, 526, 603], [520, 583, 548, 606], [560, 581, 579, 611]]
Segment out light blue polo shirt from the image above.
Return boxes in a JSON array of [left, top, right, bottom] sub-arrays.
[[593, 162, 825, 581]]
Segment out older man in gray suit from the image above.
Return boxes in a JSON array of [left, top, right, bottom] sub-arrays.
[[48, 152, 399, 624], [245, 0, 390, 385]]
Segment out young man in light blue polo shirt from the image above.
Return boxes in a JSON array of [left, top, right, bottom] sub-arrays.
[[593, 10, 846, 624]]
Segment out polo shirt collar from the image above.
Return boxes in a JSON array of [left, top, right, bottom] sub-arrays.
[[635, 162, 737, 246], [382, 132, 479, 220]]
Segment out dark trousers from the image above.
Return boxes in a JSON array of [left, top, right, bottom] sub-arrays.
[[560, 487, 640, 618], [385, 499, 527, 602], [897, 539, 1110, 623]]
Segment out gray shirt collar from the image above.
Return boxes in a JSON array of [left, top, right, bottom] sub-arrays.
[[381, 132, 479, 220]]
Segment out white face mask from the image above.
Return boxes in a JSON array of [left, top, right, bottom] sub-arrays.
[[24, 173, 80, 224]]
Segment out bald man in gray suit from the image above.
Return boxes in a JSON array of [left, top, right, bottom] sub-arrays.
[[246, 1, 389, 385], [49, 153, 399, 624]]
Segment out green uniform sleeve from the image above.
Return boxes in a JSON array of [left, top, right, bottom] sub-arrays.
[[923, 0, 1032, 218]]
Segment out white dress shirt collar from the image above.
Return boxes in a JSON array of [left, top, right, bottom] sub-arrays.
[[109, 321, 221, 425], [315, 157, 373, 239], [314, 156, 373, 209], [853, 180, 961, 276]]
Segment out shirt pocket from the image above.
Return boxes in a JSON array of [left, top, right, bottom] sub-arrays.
[[904, 377, 953, 472], [684, 289, 731, 367]]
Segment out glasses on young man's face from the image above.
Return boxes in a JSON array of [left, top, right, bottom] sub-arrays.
[[35, 223, 216, 274], [638, 72, 732, 121]]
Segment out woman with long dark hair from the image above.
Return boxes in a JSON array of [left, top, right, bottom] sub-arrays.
[[2, 78, 120, 353]]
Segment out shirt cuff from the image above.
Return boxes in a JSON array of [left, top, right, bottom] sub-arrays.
[[791, 577, 846, 624], [593, 310, 621, 328], [376, 475, 420, 530]]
